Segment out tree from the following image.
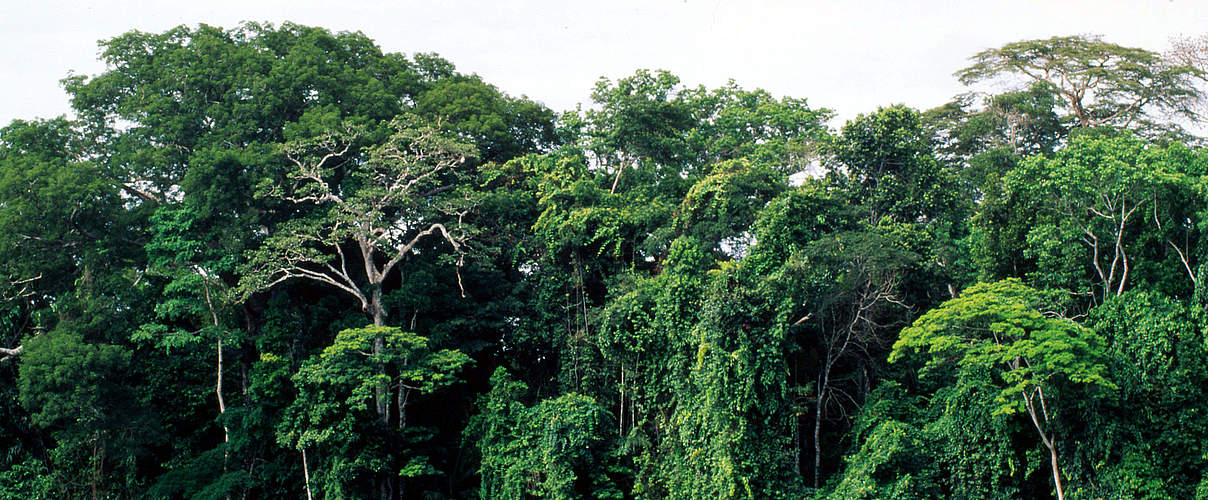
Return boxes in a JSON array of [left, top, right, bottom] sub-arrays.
[[675, 159, 786, 257], [1167, 34, 1208, 125], [927, 83, 1066, 163], [792, 229, 915, 488], [580, 70, 696, 190], [1001, 134, 1207, 301], [573, 70, 829, 195], [135, 207, 239, 468], [956, 35, 1204, 132], [240, 114, 479, 478], [828, 105, 965, 226], [680, 81, 831, 174], [63, 23, 472, 202], [826, 376, 1025, 499], [598, 237, 714, 496], [415, 75, 558, 163], [661, 239, 803, 499], [469, 368, 619, 500], [242, 114, 478, 329], [278, 325, 470, 499], [1068, 289, 1208, 498], [17, 330, 154, 499], [0, 118, 135, 363], [0, 115, 156, 498], [891, 279, 1116, 500], [825, 419, 939, 499]]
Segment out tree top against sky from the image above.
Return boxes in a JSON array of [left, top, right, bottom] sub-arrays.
[[2, 1, 1206, 127]]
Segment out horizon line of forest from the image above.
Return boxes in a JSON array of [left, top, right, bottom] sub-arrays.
[[4, 21, 1208, 500]]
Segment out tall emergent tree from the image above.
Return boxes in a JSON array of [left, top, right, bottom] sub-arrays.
[[891, 279, 1116, 500], [243, 113, 478, 327], [241, 113, 478, 429], [956, 35, 1204, 132]]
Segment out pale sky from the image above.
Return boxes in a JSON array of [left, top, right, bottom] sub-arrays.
[[2, 0, 1207, 128]]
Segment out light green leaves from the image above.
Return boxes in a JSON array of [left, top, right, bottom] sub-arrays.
[[892, 279, 1115, 416]]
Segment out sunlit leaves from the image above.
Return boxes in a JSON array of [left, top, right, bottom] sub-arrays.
[[892, 278, 1115, 415]]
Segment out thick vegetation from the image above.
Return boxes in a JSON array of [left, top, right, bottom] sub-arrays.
[[1, 24, 1207, 499]]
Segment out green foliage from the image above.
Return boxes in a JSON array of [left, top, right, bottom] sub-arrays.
[[828, 105, 965, 225], [6, 21, 1208, 500], [676, 159, 785, 256], [575, 69, 828, 189], [653, 239, 803, 499], [890, 279, 1115, 498], [583, 70, 697, 172], [680, 81, 831, 174], [0, 457, 53, 499], [0, 119, 129, 312], [956, 35, 1204, 132], [826, 420, 939, 499], [470, 368, 620, 499], [17, 330, 155, 498], [927, 82, 1066, 162], [1067, 290, 1208, 499], [278, 324, 470, 496], [416, 75, 557, 162], [892, 279, 1115, 411], [992, 133, 1208, 300], [827, 374, 1025, 500]]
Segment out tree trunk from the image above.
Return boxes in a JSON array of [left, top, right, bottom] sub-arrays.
[[302, 449, 313, 500], [218, 336, 228, 465], [792, 409, 801, 476], [813, 390, 824, 489], [619, 365, 625, 436], [371, 285, 389, 424], [90, 438, 101, 500], [371, 284, 385, 327], [814, 353, 838, 490], [369, 284, 394, 500], [200, 273, 230, 458], [1025, 389, 1065, 500], [610, 163, 624, 194], [1049, 442, 1065, 500]]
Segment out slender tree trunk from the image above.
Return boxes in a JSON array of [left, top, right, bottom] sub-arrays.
[[1049, 443, 1065, 500], [814, 352, 838, 490], [200, 273, 231, 459], [789, 358, 802, 476], [90, 438, 101, 500], [629, 366, 636, 434], [381, 479, 392, 500], [398, 375, 412, 499], [218, 336, 228, 467], [793, 409, 801, 476], [619, 365, 625, 436], [813, 392, 824, 489], [398, 385, 408, 430], [610, 163, 624, 194], [1025, 389, 1064, 500], [301, 448, 313, 500]]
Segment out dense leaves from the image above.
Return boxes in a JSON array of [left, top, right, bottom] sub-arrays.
[[3, 24, 1208, 500]]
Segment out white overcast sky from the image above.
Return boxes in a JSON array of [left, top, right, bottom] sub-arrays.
[[2, 0, 1207, 128]]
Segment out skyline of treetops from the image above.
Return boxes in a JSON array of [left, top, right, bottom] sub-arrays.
[[1, 22, 1207, 499]]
